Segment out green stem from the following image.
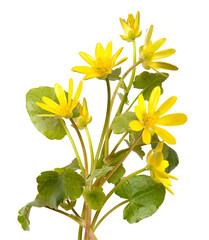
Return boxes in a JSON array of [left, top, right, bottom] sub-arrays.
[[93, 78, 111, 171], [70, 119, 89, 179], [105, 59, 142, 151], [45, 206, 85, 227], [116, 39, 137, 116], [110, 131, 129, 155], [85, 126, 95, 174], [78, 205, 85, 240], [60, 119, 85, 176], [93, 199, 129, 231], [91, 167, 146, 228], [100, 130, 143, 187], [104, 77, 111, 157]]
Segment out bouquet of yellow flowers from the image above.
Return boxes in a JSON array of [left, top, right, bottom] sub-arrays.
[[18, 11, 187, 240]]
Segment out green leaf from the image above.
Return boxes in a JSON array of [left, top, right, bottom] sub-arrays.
[[107, 164, 126, 184], [83, 186, 105, 210], [17, 194, 47, 231], [108, 67, 121, 81], [111, 112, 138, 134], [125, 131, 145, 159], [37, 168, 85, 209], [115, 175, 165, 223], [61, 158, 81, 171], [133, 71, 169, 100], [104, 150, 126, 184], [118, 92, 129, 105], [151, 134, 179, 173], [86, 166, 113, 183], [26, 86, 79, 140], [60, 200, 76, 211]]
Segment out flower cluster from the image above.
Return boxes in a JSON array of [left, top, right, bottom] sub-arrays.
[[19, 10, 187, 240]]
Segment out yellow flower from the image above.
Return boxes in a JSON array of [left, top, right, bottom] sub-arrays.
[[146, 141, 178, 195], [71, 41, 128, 80], [74, 98, 92, 130], [139, 25, 178, 71], [36, 78, 83, 119], [120, 11, 142, 42], [129, 86, 187, 145]]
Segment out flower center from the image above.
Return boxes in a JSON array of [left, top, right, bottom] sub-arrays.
[[59, 104, 72, 118], [143, 114, 155, 127], [94, 58, 112, 73]]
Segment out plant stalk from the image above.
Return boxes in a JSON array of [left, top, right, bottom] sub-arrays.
[[60, 119, 85, 176]]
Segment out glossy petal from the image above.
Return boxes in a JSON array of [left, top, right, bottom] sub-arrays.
[[36, 102, 59, 115], [104, 41, 112, 62], [83, 72, 104, 80], [71, 81, 83, 109], [71, 66, 93, 74], [114, 57, 128, 67], [156, 96, 177, 116], [112, 47, 123, 66], [157, 113, 187, 126], [134, 95, 146, 121], [144, 25, 154, 48], [37, 114, 57, 117], [68, 78, 73, 106], [134, 11, 140, 32], [129, 120, 144, 131], [148, 86, 161, 114], [79, 52, 95, 67], [159, 178, 174, 195], [150, 38, 166, 52], [142, 127, 151, 144], [152, 49, 176, 60], [150, 61, 178, 71], [120, 18, 132, 35], [154, 126, 176, 144], [54, 83, 67, 105], [150, 151, 164, 167], [42, 97, 59, 111], [154, 141, 164, 153], [95, 43, 105, 59]]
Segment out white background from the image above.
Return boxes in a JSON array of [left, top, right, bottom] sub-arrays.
[[0, 0, 208, 239]]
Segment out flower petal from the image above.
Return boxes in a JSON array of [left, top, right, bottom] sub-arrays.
[[79, 52, 95, 67], [111, 47, 123, 66], [134, 94, 146, 121], [37, 114, 57, 117], [156, 96, 177, 116], [71, 81, 83, 110], [149, 61, 178, 71], [104, 41, 112, 62], [142, 127, 151, 144], [54, 83, 67, 105], [148, 86, 161, 114], [144, 25, 154, 49], [159, 178, 174, 195], [154, 141, 164, 153], [150, 151, 164, 167], [129, 120, 144, 131], [71, 66, 93, 74], [95, 43, 105, 59], [134, 11, 140, 32], [114, 57, 128, 67], [154, 126, 176, 144], [157, 113, 187, 126], [68, 78, 73, 106], [120, 18, 132, 35], [150, 38, 166, 52], [42, 97, 59, 111], [168, 174, 178, 180], [152, 49, 176, 60], [36, 102, 59, 115]]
